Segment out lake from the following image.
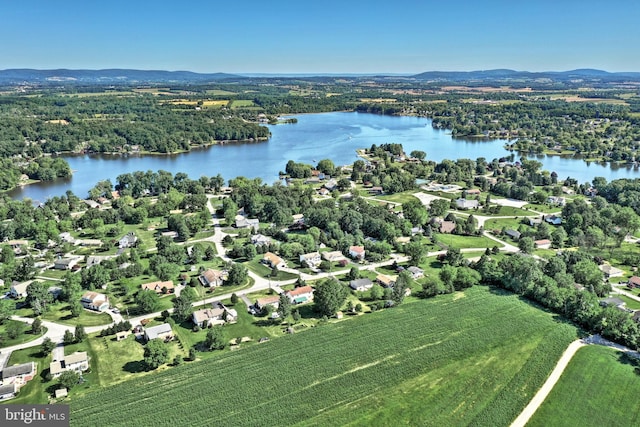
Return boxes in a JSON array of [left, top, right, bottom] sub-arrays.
[[9, 111, 640, 202]]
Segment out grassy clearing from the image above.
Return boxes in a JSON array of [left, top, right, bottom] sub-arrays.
[[435, 233, 502, 249], [484, 217, 529, 231], [69, 286, 579, 426], [0, 320, 46, 348], [41, 304, 113, 327], [528, 345, 640, 427], [374, 191, 419, 205], [230, 100, 256, 108]]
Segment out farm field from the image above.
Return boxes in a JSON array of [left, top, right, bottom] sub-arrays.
[[69, 286, 579, 426], [527, 345, 640, 427]]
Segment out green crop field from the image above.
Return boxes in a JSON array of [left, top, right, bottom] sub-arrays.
[[69, 286, 578, 426], [528, 345, 640, 427]]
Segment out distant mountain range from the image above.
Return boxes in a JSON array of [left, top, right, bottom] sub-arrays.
[[0, 69, 239, 85], [410, 68, 640, 81], [1, 68, 640, 85]]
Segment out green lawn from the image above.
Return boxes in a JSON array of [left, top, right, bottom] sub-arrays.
[[246, 258, 299, 281], [528, 345, 640, 427], [374, 191, 419, 204], [0, 320, 46, 348], [69, 286, 579, 426], [42, 304, 113, 327], [484, 217, 531, 231], [434, 233, 502, 249], [613, 294, 640, 310]]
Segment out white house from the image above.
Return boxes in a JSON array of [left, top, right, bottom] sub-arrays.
[[192, 305, 237, 328], [322, 251, 347, 263], [455, 198, 479, 210], [199, 269, 226, 287], [251, 234, 271, 246], [144, 323, 173, 341], [118, 232, 137, 249], [534, 239, 552, 249], [407, 266, 424, 279], [262, 252, 286, 269], [54, 257, 81, 270], [300, 252, 322, 268], [349, 278, 373, 292], [235, 216, 259, 230], [49, 352, 89, 379], [80, 291, 109, 312], [286, 286, 314, 304]]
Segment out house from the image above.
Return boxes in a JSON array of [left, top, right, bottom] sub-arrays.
[[286, 286, 314, 304], [534, 239, 552, 249], [300, 252, 322, 268], [628, 276, 640, 288], [144, 323, 173, 341], [407, 266, 424, 279], [54, 257, 80, 270], [322, 251, 347, 263], [251, 234, 271, 246], [54, 388, 68, 399], [50, 352, 89, 379], [317, 188, 330, 196], [599, 297, 626, 309], [505, 229, 521, 240], [192, 304, 238, 328], [160, 231, 178, 239], [262, 252, 286, 269], [455, 198, 479, 210], [255, 295, 280, 311], [545, 215, 562, 225], [547, 196, 566, 206], [599, 264, 624, 278], [439, 221, 456, 234], [0, 383, 17, 401], [235, 216, 259, 230], [324, 179, 338, 191], [83, 199, 100, 209], [349, 278, 374, 292], [5, 239, 28, 254], [80, 291, 109, 312], [377, 274, 397, 288], [118, 232, 137, 249], [59, 232, 75, 244], [199, 269, 226, 287], [370, 186, 384, 195], [528, 217, 543, 226], [465, 189, 481, 195], [9, 281, 32, 298], [140, 280, 175, 294], [1, 362, 36, 386], [349, 246, 365, 260]]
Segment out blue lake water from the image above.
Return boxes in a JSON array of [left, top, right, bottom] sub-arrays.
[[9, 111, 640, 202]]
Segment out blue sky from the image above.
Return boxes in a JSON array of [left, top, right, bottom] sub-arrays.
[[2, 0, 639, 73]]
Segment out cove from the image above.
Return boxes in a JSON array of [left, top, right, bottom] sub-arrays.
[[9, 111, 640, 203]]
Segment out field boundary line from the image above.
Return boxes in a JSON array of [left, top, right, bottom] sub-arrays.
[[510, 339, 585, 427]]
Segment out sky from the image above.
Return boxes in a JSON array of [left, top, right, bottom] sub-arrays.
[[2, 0, 639, 74]]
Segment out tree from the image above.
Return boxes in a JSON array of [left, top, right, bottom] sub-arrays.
[[370, 284, 384, 300], [518, 236, 535, 254], [63, 329, 75, 345], [0, 299, 14, 324], [26, 281, 53, 316], [31, 317, 43, 335], [172, 296, 192, 322], [277, 293, 292, 320], [464, 215, 477, 235], [69, 301, 83, 318], [405, 241, 426, 264], [429, 199, 450, 218], [188, 347, 197, 361], [144, 339, 169, 369], [205, 326, 227, 351], [314, 278, 347, 316], [58, 370, 81, 390], [348, 267, 360, 281], [453, 267, 481, 290], [444, 247, 464, 267], [226, 263, 248, 286], [392, 271, 412, 305], [230, 293, 239, 305], [292, 309, 301, 322], [135, 290, 160, 314], [410, 150, 426, 160], [551, 227, 567, 248], [41, 337, 55, 355], [74, 325, 87, 343], [6, 321, 24, 339]]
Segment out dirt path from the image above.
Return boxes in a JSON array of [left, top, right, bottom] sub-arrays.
[[510, 339, 585, 427]]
